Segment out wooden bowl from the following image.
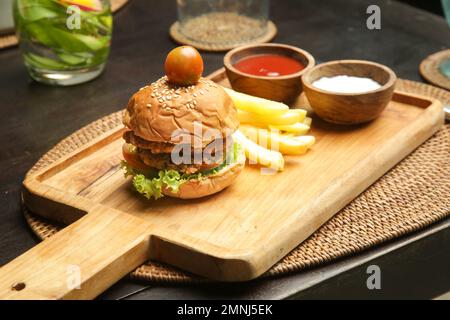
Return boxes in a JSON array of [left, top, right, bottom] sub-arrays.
[[302, 60, 397, 125], [224, 43, 315, 104]]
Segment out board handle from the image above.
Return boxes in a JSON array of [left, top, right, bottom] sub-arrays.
[[0, 206, 152, 300]]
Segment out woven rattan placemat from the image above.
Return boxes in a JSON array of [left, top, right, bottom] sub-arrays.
[[420, 49, 450, 91], [22, 79, 450, 284], [169, 21, 277, 52], [0, 0, 129, 50]]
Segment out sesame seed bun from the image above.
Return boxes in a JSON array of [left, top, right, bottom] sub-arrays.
[[123, 76, 239, 147], [162, 150, 245, 199]]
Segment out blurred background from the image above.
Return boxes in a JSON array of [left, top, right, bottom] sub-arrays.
[[0, 0, 447, 33], [399, 0, 444, 15]]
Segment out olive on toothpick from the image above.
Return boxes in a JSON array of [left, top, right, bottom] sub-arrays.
[[165, 46, 204, 86]]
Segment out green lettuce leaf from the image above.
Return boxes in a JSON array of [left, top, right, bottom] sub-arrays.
[[159, 169, 182, 193], [132, 173, 165, 200], [121, 161, 181, 200], [121, 142, 242, 200]]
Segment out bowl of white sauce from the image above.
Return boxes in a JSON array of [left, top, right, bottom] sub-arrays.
[[302, 60, 397, 124]]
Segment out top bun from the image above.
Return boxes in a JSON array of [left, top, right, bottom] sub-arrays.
[[123, 76, 239, 147]]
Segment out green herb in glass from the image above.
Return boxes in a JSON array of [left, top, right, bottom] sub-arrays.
[[13, 0, 112, 86]]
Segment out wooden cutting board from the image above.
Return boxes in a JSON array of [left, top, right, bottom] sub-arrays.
[[0, 70, 444, 299]]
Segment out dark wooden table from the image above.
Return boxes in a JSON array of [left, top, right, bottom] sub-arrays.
[[0, 0, 449, 300]]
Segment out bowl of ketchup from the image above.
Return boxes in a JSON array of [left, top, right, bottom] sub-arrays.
[[224, 43, 315, 104]]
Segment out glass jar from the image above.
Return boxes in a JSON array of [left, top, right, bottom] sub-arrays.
[[13, 0, 112, 86], [177, 0, 269, 47], [440, 0, 450, 79]]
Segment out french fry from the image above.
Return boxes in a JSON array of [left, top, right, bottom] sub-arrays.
[[225, 88, 314, 168], [224, 87, 289, 115], [292, 135, 315, 148], [238, 109, 302, 126], [269, 122, 310, 135], [240, 126, 314, 155], [303, 116, 312, 127], [286, 109, 307, 122], [233, 130, 284, 171]]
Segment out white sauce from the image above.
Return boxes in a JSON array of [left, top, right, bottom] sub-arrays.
[[312, 75, 381, 93]]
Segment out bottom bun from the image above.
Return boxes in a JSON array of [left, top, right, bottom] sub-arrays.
[[163, 152, 246, 199]]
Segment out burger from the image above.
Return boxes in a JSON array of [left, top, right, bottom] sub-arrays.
[[121, 46, 245, 199]]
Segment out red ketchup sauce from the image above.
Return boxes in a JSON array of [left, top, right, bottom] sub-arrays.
[[233, 54, 305, 77]]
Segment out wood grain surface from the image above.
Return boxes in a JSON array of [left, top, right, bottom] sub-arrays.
[[0, 70, 444, 299]]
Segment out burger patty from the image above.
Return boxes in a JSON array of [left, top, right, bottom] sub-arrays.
[[124, 130, 229, 155], [124, 131, 175, 153], [124, 130, 230, 173], [137, 148, 225, 174]]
